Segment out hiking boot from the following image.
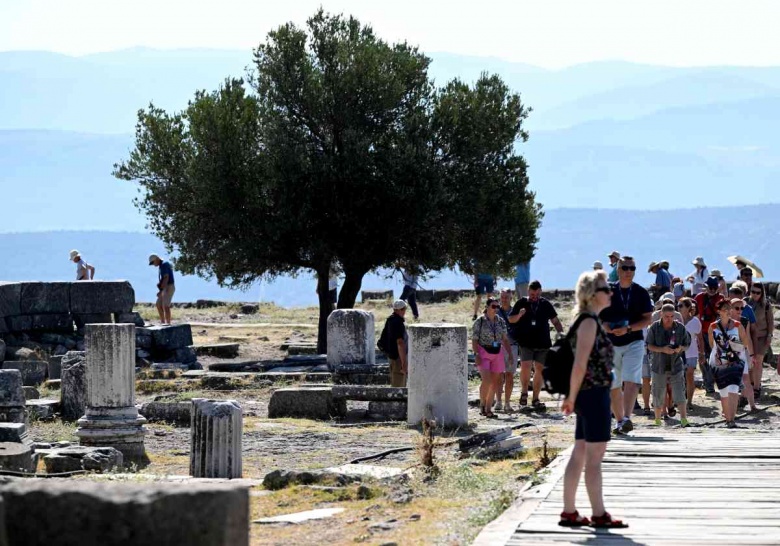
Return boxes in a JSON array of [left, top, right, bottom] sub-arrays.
[[620, 419, 634, 433]]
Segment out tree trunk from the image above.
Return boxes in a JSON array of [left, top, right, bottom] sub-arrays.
[[337, 267, 368, 310], [316, 266, 333, 355]]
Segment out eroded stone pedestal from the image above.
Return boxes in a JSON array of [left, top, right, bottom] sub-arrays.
[[76, 324, 146, 463], [0, 370, 26, 424], [326, 310, 375, 371], [190, 399, 242, 479], [407, 323, 468, 427]]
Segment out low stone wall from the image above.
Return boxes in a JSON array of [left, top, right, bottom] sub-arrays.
[[0, 281, 135, 335]]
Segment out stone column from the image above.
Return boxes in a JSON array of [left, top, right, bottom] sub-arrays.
[[407, 323, 468, 427], [190, 399, 242, 479], [76, 324, 146, 463], [0, 370, 26, 424], [326, 309, 376, 372], [60, 352, 87, 422]]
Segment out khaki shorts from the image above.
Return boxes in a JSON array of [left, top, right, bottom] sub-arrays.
[[157, 284, 176, 307]]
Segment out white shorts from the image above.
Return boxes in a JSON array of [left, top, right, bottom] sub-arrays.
[[611, 340, 645, 388]]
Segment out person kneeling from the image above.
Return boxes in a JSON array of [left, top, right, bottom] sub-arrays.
[[646, 304, 691, 427]]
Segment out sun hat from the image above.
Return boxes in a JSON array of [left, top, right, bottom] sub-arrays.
[[659, 260, 670, 268], [69, 249, 80, 260], [710, 269, 723, 277], [148, 253, 160, 266], [392, 300, 407, 310], [593, 261, 603, 270], [692, 256, 706, 267], [647, 261, 658, 272], [705, 277, 719, 289], [608, 250, 620, 260]]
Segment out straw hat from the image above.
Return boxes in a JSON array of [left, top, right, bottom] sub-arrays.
[[647, 261, 659, 273]]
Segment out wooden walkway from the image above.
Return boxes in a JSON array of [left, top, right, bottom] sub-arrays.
[[474, 429, 780, 545]]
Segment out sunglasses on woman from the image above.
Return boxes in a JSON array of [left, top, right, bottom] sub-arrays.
[[490, 305, 500, 309], [733, 305, 744, 310], [595, 286, 612, 294], [620, 266, 637, 271], [751, 289, 762, 295]]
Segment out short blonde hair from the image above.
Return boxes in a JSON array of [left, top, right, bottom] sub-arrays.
[[732, 280, 749, 294], [574, 270, 608, 316]]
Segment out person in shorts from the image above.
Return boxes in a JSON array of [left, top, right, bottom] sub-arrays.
[[646, 304, 691, 427], [471, 269, 495, 321], [497, 288, 519, 412], [472, 298, 513, 418], [381, 300, 409, 387], [149, 253, 175, 325], [506, 280, 563, 410], [599, 255, 653, 434], [514, 262, 531, 298], [642, 294, 683, 416], [679, 297, 704, 410], [559, 270, 628, 530]]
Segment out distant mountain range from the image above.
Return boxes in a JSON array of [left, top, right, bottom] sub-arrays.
[[1, 48, 779, 305], [2, 205, 776, 305]]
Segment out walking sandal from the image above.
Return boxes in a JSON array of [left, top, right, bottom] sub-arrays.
[[558, 510, 590, 527], [590, 512, 628, 529]]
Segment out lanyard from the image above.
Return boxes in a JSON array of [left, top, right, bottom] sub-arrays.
[[618, 285, 632, 312]]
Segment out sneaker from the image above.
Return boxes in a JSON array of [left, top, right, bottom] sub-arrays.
[[642, 408, 653, 417], [727, 420, 737, 429], [620, 419, 634, 433], [653, 418, 662, 426], [680, 418, 690, 428], [612, 425, 624, 436], [495, 400, 503, 412]]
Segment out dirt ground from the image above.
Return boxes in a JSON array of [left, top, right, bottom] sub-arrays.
[[28, 298, 780, 546]]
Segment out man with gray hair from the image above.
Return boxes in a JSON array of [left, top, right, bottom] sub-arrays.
[[646, 304, 691, 427], [379, 300, 409, 387]]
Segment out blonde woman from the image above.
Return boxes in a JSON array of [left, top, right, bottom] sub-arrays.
[[559, 271, 627, 529], [679, 297, 704, 409]]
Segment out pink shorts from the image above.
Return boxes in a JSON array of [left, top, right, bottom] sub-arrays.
[[478, 346, 507, 373]]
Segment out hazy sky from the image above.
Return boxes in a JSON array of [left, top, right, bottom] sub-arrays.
[[2, 0, 780, 68]]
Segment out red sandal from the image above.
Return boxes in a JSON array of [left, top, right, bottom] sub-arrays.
[[590, 512, 628, 528], [558, 510, 590, 527]]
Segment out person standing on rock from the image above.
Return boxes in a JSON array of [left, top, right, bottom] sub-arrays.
[[687, 257, 709, 295], [471, 268, 495, 321], [381, 300, 409, 387], [600, 255, 653, 435], [69, 250, 95, 280], [515, 262, 531, 299], [507, 280, 563, 410], [560, 270, 628, 529], [400, 266, 421, 321], [149, 253, 175, 326]]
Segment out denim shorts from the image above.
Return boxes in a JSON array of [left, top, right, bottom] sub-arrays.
[[611, 340, 645, 388], [475, 278, 495, 295], [574, 387, 611, 443]]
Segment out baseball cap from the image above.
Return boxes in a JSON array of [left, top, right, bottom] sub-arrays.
[[705, 277, 719, 289], [148, 253, 160, 265], [392, 300, 407, 310]]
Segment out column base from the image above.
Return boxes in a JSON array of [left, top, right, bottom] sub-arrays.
[[76, 406, 148, 465]]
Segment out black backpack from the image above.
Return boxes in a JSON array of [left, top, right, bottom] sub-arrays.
[[542, 313, 593, 396], [377, 315, 392, 354]]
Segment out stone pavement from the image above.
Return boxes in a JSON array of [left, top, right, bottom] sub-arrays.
[[474, 429, 780, 545]]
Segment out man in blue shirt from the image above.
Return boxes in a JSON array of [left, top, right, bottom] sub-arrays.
[[514, 262, 531, 298], [149, 253, 176, 325], [649, 261, 672, 302]]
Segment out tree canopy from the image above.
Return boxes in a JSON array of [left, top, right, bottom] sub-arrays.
[[114, 9, 542, 350]]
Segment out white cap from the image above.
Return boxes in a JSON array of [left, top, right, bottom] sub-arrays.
[[392, 299, 407, 310], [69, 249, 79, 260]]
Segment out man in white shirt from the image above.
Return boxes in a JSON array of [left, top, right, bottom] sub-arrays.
[[69, 249, 95, 280]]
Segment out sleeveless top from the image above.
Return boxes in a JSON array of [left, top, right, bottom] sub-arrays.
[[568, 313, 614, 390], [711, 319, 745, 368]]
